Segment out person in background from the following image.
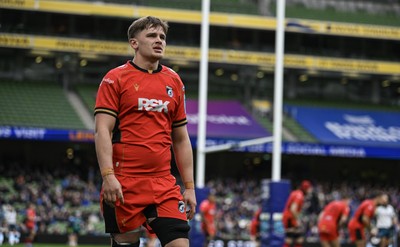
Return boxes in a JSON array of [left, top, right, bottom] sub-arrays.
[[23, 203, 36, 247], [250, 207, 262, 247], [94, 15, 196, 247], [348, 192, 386, 247], [200, 193, 217, 247], [3, 204, 20, 246], [67, 211, 83, 247], [282, 180, 313, 247], [317, 194, 351, 247], [374, 194, 398, 247]]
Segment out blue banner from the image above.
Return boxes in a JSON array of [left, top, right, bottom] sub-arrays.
[[285, 106, 400, 147], [190, 137, 400, 160], [1, 126, 399, 159], [0, 126, 94, 142]]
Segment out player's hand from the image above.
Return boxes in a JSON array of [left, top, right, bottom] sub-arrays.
[[183, 189, 197, 220], [102, 174, 124, 207]]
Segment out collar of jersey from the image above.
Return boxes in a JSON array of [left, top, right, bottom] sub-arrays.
[[129, 60, 162, 74]]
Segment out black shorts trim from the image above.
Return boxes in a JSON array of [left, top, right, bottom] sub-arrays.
[[355, 228, 363, 240], [103, 200, 120, 233]]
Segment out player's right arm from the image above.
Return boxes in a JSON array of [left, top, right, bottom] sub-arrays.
[[95, 113, 124, 206], [339, 205, 350, 226], [361, 214, 371, 229]]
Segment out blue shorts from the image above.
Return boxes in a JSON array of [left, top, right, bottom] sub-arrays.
[[377, 228, 394, 238]]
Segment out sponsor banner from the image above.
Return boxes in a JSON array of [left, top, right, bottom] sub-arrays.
[[286, 106, 400, 147], [0, 34, 131, 55], [190, 137, 400, 160], [185, 100, 270, 139], [2, 0, 400, 40], [0, 0, 35, 9], [286, 19, 400, 40], [0, 126, 94, 142], [0, 126, 399, 159], [1, 33, 399, 75]]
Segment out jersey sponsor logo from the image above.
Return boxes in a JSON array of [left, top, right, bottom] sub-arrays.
[[138, 98, 170, 113], [166, 86, 173, 97], [101, 77, 114, 84]]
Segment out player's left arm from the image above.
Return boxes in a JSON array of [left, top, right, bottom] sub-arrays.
[[172, 125, 197, 220]]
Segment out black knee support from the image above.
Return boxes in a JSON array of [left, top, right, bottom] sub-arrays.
[[149, 217, 190, 247], [111, 238, 140, 247]]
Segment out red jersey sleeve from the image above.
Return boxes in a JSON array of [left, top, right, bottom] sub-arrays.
[[94, 70, 120, 118], [292, 191, 304, 206], [171, 74, 187, 128], [364, 202, 375, 218]]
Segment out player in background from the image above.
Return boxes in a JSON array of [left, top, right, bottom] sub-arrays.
[[94, 16, 196, 247], [282, 180, 313, 247], [317, 194, 351, 247], [348, 192, 386, 247], [250, 207, 262, 247], [67, 211, 83, 247], [200, 193, 217, 247], [374, 194, 398, 247], [23, 203, 36, 247]]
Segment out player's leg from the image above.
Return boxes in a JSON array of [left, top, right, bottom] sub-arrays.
[[102, 200, 143, 247], [146, 217, 190, 247], [331, 239, 341, 247], [284, 234, 294, 247], [294, 233, 305, 247], [380, 236, 389, 247], [145, 229, 158, 247], [283, 217, 294, 247], [112, 231, 142, 247], [145, 176, 191, 247], [378, 228, 392, 247], [319, 232, 333, 247], [354, 228, 366, 247], [320, 240, 331, 247]]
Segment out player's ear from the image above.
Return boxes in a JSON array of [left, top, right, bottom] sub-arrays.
[[129, 38, 139, 50]]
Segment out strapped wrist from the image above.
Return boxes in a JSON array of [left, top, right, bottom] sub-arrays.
[[101, 167, 114, 178], [184, 181, 195, 190]]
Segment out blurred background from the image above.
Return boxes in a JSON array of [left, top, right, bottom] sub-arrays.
[[0, 0, 399, 246]]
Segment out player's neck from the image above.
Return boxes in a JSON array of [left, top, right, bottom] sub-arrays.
[[132, 57, 159, 71]]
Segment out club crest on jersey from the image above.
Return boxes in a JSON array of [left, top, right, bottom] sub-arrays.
[[178, 201, 185, 213], [166, 86, 173, 97]]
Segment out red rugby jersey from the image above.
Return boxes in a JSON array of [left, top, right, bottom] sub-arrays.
[[95, 61, 187, 177], [349, 199, 375, 228], [283, 189, 305, 217], [319, 200, 350, 225]]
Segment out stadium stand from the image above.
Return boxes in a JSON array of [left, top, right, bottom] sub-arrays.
[[0, 81, 86, 130], [1, 160, 399, 243], [73, 84, 98, 113]]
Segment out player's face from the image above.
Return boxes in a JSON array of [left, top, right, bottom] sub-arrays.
[[130, 25, 166, 62], [380, 194, 388, 205]]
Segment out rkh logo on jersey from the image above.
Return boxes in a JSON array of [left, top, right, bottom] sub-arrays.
[[138, 98, 170, 113]]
